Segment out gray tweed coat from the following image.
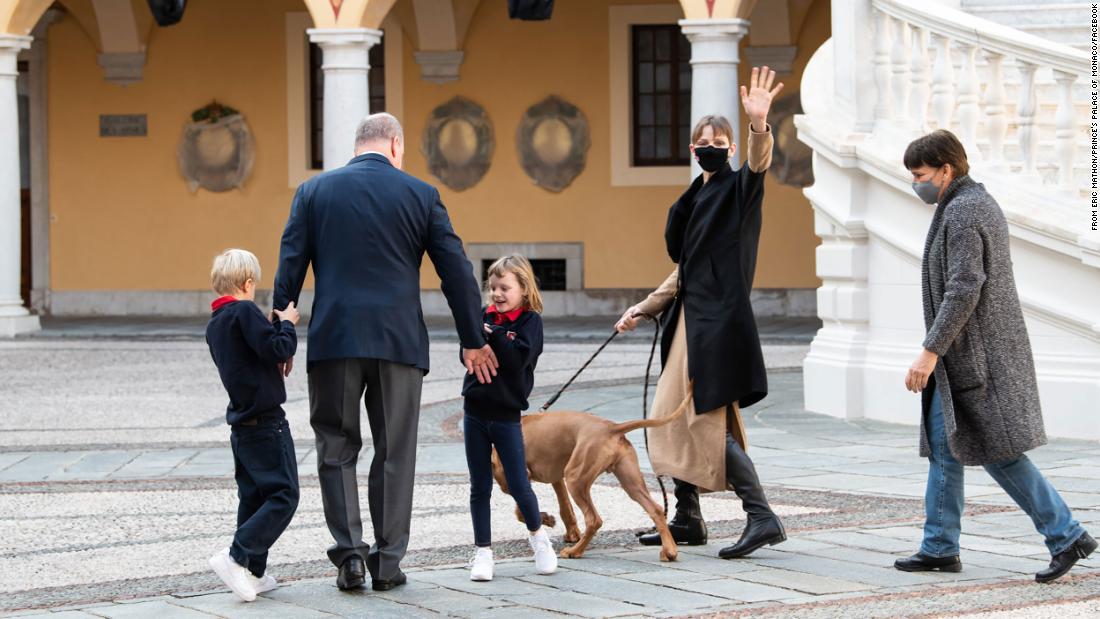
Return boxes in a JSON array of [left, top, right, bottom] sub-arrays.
[[919, 175, 1046, 466]]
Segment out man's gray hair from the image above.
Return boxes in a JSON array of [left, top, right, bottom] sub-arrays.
[[355, 112, 403, 147]]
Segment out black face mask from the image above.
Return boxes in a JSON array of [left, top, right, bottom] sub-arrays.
[[694, 146, 729, 173]]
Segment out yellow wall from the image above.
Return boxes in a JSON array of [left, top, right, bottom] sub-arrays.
[[47, 0, 826, 293], [48, 0, 303, 291]]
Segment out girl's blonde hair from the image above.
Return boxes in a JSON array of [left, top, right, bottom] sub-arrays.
[[485, 254, 543, 313]]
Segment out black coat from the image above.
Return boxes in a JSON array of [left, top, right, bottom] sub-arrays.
[[661, 161, 768, 412], [274, 153, 484, 373]]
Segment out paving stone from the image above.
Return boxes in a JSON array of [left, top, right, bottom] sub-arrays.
[[262, 579, 439, 618], [0, 452, 30, 472], [798, 530, 914, 553], [168, 593, 333, 618], [517, 570, 727, 613], [0, 452, 85, 482], [745, 553, 942, 587], [474, 606, 590, 619], [612, 548, 761, 576], [667, 577, 807, 603], [734, 565, 872, 595], [111, 450, 199, 479], [85, 600, 213, 618], [49, 451, 136, 480], [414, 566, 558, 596], [498, 590, 646, 618], [617, 570, 722, 585], [374, 585, 510, 617]]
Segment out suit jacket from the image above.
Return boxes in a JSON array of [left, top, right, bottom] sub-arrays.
[[274, 153, 484, 373]]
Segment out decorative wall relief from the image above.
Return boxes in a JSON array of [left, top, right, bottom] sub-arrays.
[[516, 96, 589, 192], [177, 101, 255, 193], [768, 94, 814, 189], [421, 96, 494, 191]]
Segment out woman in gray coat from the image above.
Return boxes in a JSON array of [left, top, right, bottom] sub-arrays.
[[895, 130, 1095, 583]]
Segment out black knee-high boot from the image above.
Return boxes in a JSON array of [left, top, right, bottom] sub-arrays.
[[638, 478, 708, 546], [719, 430, 785, 559]]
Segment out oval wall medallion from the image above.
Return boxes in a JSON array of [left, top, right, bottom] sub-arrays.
[[177, 102, 255, 193], [516, 96, 589, 192], [421, 96, 494, 191]]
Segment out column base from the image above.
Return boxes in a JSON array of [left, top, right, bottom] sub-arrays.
[[0, 312, 40, 337]]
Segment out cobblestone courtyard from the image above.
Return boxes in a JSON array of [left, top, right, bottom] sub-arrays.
[[1, 320, 1097, 618]]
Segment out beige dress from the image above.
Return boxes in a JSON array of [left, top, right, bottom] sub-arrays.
[[633, 125, 774, 492]]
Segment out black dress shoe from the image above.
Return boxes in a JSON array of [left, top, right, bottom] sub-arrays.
[[718, 516, 786, 559], [1036, 531, 1097, 583], [337, 556, 366, 590], [638, 517, 708, 546], [894, 552, 962, 572], [372, 571, 407, 591]]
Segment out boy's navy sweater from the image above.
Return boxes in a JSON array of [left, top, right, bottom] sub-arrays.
[[206, 298, 298, 425], [461, 307, 543, 421]]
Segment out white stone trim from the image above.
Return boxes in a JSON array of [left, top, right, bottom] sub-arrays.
[[608, 4, 689, 187], [96, 52, 145, 84], [464, 243, 584, 291], [286, 14, 403, 187], [414, 50, 464, 83]]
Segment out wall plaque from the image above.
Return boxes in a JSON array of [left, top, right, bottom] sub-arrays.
[[99, 114, 147, 137]]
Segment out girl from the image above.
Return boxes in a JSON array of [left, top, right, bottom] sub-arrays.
[[461, 255, 556, 581]]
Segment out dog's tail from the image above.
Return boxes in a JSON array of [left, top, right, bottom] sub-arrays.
[[610, 381, 694, 435]]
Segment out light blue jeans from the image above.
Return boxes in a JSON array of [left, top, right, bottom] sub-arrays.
[[921, 386, 1084, 558]]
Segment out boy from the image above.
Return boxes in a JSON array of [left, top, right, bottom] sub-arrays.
[[205, 248, 300, 601]]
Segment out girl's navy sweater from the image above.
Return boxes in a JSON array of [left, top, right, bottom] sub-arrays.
[[461, 307, 543, 421]]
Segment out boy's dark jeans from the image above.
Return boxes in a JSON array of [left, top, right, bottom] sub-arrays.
[[230, 417, 300, 577]]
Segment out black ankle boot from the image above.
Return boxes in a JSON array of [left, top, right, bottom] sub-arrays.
[[639, 478, 708, 546], [718, 433, 785, 559], [1036, 531, 1096, 583]]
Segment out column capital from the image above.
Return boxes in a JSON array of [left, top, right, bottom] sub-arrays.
[[678, 18, 750, 39], [307, 27, 383, 48], [0, 34, 32, 55]]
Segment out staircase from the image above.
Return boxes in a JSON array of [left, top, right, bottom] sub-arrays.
[[795, 0, 1100, 440], [960, 0, 1091, 48]]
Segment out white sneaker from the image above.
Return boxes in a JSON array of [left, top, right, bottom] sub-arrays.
[[249, 572, 277, 595], [209, 548, 257, 602], [469, 547, 494, 582], [529, 528, 558, 575]]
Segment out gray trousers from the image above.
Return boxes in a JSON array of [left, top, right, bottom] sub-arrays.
[[308, 358, 423, 579]]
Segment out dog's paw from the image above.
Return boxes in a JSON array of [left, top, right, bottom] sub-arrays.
[[660, 547, 678, 562], [559, 546, 581, 559], [564, 529, 581, 544], [540, 512, 557, 527]]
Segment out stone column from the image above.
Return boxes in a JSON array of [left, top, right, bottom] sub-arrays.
[[0, 35, 38, 337], [679, 18, 749, 177], [307, 28, 382, 170]]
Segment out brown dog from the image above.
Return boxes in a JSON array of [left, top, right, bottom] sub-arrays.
[[490, 385, 694, 562]]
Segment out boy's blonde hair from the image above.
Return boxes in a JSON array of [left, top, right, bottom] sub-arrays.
[[210, 248, 261, 295], [485, 254, 544, 313]]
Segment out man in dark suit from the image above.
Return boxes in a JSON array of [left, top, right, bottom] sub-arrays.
[[273, 113, 497, 592]]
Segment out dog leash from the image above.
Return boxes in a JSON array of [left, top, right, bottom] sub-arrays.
[[637, 313, 671, 518], [537, 329, 620, 411], [534, 311, 672, 517]]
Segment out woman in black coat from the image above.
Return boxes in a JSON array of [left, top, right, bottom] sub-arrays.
[[617, 67, 786, 560]]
